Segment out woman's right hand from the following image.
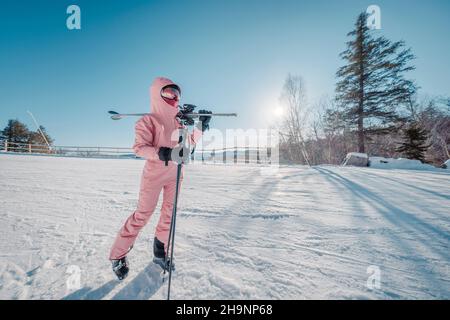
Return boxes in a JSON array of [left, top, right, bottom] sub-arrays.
[[158, 147, 172, 166]]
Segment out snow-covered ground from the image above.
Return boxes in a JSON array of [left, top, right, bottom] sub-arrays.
[[0, 153, 449, 300]]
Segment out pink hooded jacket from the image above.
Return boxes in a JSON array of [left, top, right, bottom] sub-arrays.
[[133, 77, 202, 162], [109, 77, 203, 260]]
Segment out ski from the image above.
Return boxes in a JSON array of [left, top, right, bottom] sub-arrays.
[[108, 110, 237, 120]]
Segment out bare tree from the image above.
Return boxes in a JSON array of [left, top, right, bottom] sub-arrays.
[[309, 96, 336, 164], [417, 98, 450, 163], [279, 74, 311, 165]]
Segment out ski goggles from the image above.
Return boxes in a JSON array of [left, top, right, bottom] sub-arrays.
[[161, 85, 181, 102]]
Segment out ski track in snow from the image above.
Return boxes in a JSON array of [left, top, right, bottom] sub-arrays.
[[0, 154, 449, 299]]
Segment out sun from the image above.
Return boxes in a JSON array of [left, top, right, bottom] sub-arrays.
[[273, 106, 285, 117]]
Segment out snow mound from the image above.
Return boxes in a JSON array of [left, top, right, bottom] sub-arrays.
[[369, 157, 440, 171], [343, 152, 369, 167], [442, 159, 450, 169]]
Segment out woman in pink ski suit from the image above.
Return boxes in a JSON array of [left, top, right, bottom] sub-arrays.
[[109, 77, 209, 279]]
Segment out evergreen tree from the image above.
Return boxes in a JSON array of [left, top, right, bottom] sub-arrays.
[[336, 13, 416, 153], [2, 120, 54, 152], [396, 122, 429, 162], [0, 128, 5, 143], [28, 125, 54, 146], [2, 119, 30, 144]]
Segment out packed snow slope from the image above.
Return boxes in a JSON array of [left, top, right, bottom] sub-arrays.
[[0, 154, 449, 300]]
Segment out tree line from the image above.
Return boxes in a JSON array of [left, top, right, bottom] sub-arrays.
[[279, 13, 449, 167], [0, 119, 54, 150]]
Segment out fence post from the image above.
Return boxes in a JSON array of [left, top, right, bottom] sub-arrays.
[[4, 140, 7, 152], [245, 146, 249, 164], [29, 144, 32, 153]]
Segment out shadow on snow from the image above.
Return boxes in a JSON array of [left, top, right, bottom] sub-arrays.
[[63, 263, 165, 300]]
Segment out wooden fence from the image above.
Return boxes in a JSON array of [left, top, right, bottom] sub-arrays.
[[0, 140, 276, 164]]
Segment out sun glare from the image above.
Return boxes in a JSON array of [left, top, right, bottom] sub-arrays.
[[273, 106, 285, 117]]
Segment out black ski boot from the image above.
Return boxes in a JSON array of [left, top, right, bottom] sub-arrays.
[[152, 237, 175, 272], [111, 257, 129, 280]]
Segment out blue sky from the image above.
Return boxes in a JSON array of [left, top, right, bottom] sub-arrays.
[[1, 0, 449, 147]]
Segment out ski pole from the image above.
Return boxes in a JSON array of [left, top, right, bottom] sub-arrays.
[[163, 129, 188, 300], [163, 160, 179, 283], [165, 161, 182, 300], [108, 110, 237, 120]]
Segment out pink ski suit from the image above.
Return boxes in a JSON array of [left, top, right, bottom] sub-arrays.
[[109, 77, 202, 260]]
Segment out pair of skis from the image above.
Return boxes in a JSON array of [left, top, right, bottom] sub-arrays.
[[108, 110, 237, 121]]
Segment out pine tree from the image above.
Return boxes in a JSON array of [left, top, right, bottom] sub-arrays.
[[336, 13, 416, 153], [28, 125, 54, 146], [2, 119, 30, 144], [396, 122, 429, 162], [2, 120, 54, 152]]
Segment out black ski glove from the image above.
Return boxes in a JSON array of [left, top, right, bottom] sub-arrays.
[[177, 104, 196, 126], [159, 146, 185, 165], [197, 110, 212, 132], [158, 147, 172, 166]]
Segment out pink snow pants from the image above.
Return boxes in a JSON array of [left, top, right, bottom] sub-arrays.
[[109, 160, 182, 260]]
